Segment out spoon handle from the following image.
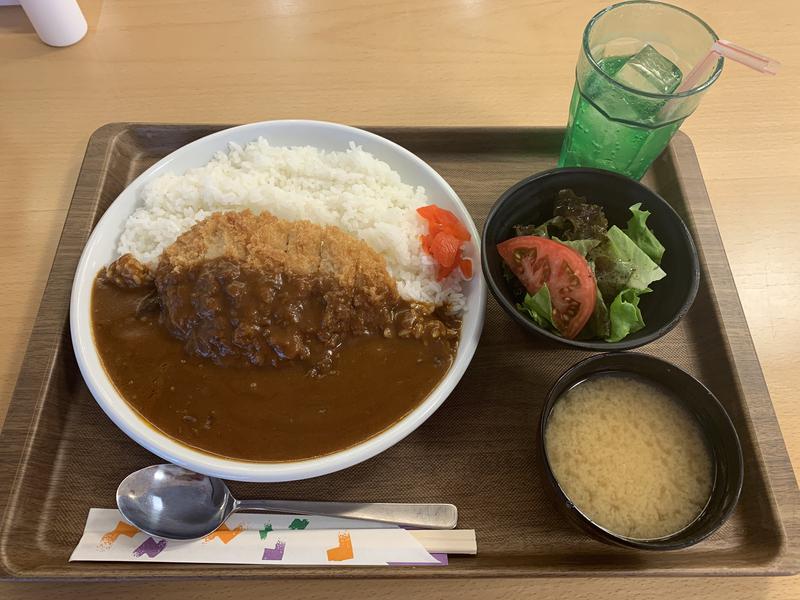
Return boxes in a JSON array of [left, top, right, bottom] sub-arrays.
[[233, 500, 457, 529]]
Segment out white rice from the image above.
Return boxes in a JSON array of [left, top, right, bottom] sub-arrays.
[[117, 137, 466, 311]]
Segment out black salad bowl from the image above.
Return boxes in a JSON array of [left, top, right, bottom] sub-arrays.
[[481, 167, 700, 350]]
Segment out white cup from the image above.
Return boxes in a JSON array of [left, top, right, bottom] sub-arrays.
[[20, 0, 87, 47]]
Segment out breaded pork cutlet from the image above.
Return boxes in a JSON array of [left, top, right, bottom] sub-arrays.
[[157, 210, 398, 302]]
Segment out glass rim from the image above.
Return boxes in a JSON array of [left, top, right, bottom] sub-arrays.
[[582, 0, 724, 100]]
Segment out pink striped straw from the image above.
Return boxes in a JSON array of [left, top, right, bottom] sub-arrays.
[[675, 39, 780, 93]]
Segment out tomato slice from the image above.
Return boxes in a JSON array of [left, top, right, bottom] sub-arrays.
[[496, 236, 596, 339]]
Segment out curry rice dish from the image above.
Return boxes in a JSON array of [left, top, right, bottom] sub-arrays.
[[92, 210, 461, 461]]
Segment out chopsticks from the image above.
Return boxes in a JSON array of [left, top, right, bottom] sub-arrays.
[[410, 529, 477, 555]]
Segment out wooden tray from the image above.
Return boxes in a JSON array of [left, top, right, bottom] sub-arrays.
[[0, 124, 797, 580]]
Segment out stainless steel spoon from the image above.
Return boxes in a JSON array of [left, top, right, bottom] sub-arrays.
[[116, 464, 458, 540]]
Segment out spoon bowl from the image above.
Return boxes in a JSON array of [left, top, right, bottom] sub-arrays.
[[117, 464, 235, 540]]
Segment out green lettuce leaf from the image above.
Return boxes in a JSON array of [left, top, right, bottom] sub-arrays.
[[601, 225, 666, 291], [578, 280, 611, 340], [591, 253, 635, 302], [606, 288, 650, 342], [624, 203, 665, 265], [552, 237, 602, 258], [517, 284, 554, 329]]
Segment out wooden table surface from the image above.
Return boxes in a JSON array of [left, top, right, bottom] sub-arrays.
[[1, 0, 797, 598]]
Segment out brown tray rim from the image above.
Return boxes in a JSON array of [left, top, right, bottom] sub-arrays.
[[0, 122, 797, 581]]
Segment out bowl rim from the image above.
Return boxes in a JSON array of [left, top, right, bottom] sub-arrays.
[[69, 119, 486, 482], [480, 166, 700, 350], [538, 351, 744, 550]]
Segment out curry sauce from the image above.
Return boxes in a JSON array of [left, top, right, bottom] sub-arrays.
[[91, 277, 456, 461]]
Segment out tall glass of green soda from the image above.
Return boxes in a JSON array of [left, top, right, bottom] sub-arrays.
[[558, 1, 723, 180]]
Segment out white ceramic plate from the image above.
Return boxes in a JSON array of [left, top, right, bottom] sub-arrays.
[[70, 120, 486, 482]]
